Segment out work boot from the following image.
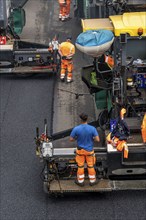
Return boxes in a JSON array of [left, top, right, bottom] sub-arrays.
[[60, 74, 65, 82], [60, 77, 65, 82], [65, 14, 71, 20], [89, 179, 99, 186], [61, 16, 66, 21], [67, 78, 73, 83], [74, 179, 84, 187], [59, 14, 62, 20]]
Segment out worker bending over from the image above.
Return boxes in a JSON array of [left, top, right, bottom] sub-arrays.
[[70, 113, 100, 187], [58, 36, 75, 83], [107, 108, 130, 158]]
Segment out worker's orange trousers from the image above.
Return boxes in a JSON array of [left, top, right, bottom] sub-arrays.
[[106, 133, 128, 158], [76, 149, 96, 183], [59, 0, 71, 17], [141, 113, 146, 143], [66, 0, 71, 15], [60, 59, 73, 80], [59, 3, 66, 17]]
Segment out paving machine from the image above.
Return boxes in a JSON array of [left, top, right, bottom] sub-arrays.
[[35, 11, 146, 195], [35, 114, 146, 195], [0, 0, 60, 76]]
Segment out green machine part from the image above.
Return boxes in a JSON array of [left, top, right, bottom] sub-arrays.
[[82, 65, 113, 111], [95, 90, 112, 111], [13, 8, 26, 34], [95, 90, 107, 110], [90, 71, 112, 111]]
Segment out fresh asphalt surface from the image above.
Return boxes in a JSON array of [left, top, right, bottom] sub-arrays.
[[0, 1, 146, 220]]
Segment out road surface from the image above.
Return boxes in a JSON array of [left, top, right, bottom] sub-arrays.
[[0, 1, 146, 220]]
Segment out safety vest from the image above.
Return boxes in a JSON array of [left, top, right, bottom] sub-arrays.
[[141, 113, 146, 142], [59, 42, 75, 57]]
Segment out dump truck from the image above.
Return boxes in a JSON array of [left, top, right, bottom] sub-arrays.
[[0, 0, 59, 76], [35, 11, 146, 195]]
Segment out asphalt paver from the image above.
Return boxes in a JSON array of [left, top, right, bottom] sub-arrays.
[[0, 1, 146, 220]]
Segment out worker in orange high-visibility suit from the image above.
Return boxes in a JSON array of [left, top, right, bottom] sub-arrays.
[[58, 0, 67, 21], [70, 113, 100, 187], [141, 113, 146, 143], [58, 36, 75, 83], [106, 133, 129, 158], [106, 108, 130, 158]]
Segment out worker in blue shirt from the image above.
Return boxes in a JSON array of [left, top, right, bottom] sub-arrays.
[[70, 113, 100, 186]]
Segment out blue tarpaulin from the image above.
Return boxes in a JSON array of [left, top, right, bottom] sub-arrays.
[[76, 30, 114, 47]]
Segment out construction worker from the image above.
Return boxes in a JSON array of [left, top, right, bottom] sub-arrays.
[[58, 36, 75, 83], [70, 113, 100, 187], [49, 36, 59, 64], [49, 36, 59, 51], [141, 113, 146, 143], [106, 108, 130, 158], [58, 0, 71, 21], [58, 0, 67, 21]]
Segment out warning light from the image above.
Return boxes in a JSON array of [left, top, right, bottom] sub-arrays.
[[137, 27, 143, 36]]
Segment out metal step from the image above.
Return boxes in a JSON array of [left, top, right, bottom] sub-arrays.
[[125, 117, 142, 131], [49, 179, 112, 193], [45, 179, 146, 193]]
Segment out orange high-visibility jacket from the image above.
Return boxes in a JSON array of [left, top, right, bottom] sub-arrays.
[[59, 42, 75, 57], [141, 113, 146, 142]]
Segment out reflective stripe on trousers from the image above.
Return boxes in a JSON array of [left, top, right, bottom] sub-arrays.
[[76, 149, 96, 183]]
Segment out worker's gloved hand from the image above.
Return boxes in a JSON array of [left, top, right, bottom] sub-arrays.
[[120, 108, 126, 119], [62, 56, 67, 60]]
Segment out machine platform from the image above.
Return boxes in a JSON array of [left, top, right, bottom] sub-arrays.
[[45, 179, 146, 194], [0, 65, 57, 75]]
